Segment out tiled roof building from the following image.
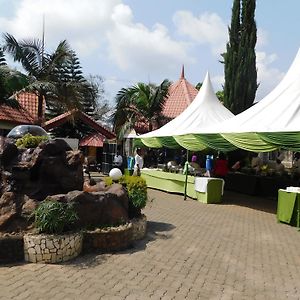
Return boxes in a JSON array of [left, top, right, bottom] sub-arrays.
[[162, 66, 198, 119], [0, 92, 45, 134]]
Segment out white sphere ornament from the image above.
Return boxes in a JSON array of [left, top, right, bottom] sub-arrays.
[[109, 168, 123, 181]]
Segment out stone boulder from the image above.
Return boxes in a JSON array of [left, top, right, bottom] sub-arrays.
[[1, 142, 18, 168], [0, 192, 38, 232], [47, 184, 129, 228], [0, 139, 84, 200]]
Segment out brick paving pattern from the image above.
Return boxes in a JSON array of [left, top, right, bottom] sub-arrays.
[[0, 189, 300, 299]]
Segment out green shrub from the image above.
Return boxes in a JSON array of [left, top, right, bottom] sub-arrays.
[[104, 175, 148, 218], [104, 176, 113, 186], [119, 175, 148, 209], [15, 133, 48, 148], [33, 200, 78, 234]]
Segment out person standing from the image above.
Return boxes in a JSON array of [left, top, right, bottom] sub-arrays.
[[134, 148, 144, 176], [213, 152, 229, 179], [113, 150, 123, 172]]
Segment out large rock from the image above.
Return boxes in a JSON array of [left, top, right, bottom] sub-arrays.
[[0, 192, 38, 232], [47, 184, 129, 228], [0, 139, 84, 200], [1, 142, 18, 168]]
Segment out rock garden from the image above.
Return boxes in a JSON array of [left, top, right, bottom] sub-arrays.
[[0, 134, 147, 264]]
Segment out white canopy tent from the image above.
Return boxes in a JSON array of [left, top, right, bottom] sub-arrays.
[[173, 48, 300, 152], [137, 72, 236, 151]]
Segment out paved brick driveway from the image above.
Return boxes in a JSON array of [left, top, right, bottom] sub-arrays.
[[0, 189, 300, 300]]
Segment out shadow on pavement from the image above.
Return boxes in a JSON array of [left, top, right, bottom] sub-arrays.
[[66, 252, 111, 269], [67, 221, 176, 267], [221, 190, 277, 214], [120, 221, 176, 254]]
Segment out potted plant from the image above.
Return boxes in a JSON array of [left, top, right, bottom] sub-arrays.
[[24, 199, 83, 263]]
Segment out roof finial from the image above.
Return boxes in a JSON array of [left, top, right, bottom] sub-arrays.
[[180, 65, 185, 79]]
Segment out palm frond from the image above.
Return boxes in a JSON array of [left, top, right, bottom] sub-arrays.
[[3, 33, 43, 76]]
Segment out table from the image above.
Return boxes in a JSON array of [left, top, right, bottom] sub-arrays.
[[277, 189, 300, 228], [141, 169, 197, 199], [225, 173, 259, 195], [225, 173, 299, 197], [194, 177, 224, 204]]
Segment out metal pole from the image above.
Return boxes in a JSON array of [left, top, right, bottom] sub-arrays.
[[184, 149, 189, 200]]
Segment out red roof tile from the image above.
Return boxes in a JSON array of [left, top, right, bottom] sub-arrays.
[[16, 92, 45, 122], [162, 66, 198, 119], [0, 104, 34, 125], [79, 132, 105, 147], [0, 92, 46, 127]]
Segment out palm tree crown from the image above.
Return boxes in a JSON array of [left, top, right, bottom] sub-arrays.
[[113, 79, 170, 138], [3, 33, 73, 124]]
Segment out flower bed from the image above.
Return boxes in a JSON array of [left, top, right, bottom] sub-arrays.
[[83, 223, 133, 253], [24, 232, 83, 263]]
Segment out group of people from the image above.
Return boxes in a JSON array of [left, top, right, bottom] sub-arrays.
[[192, 150, 288, 179], [113, 148, 144, 176]]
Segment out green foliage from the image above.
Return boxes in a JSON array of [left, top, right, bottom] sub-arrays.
[[3, 33, 74, 124], [104, 176, 113, 186], [222, 0, 257, 115], [15, 133, 48, 148], [119, 176, 148, 209], [113, 79, 171, 137], [33, 200, 78, 234]]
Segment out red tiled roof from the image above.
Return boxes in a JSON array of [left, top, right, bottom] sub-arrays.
[[79, 132, 105, 147], [16, 92, 45, 122], [0, 104, 34, 125], [0, 92, 46, 126], [162, 66, 198, 119], [44, 110, 116, 139]]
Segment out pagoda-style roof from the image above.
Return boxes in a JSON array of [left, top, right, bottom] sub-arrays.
[[162, 66, 198, 119]]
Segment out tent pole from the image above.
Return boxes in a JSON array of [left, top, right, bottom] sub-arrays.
[[184, 149, 189, 200]]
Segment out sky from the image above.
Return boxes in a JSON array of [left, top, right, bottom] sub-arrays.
[[1, 0, 300, 105]]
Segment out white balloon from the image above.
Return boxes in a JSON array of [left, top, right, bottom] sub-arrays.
[[109, 168, 123, 181]]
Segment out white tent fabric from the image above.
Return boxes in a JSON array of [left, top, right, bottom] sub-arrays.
[[139, 72, 234, 138], [185, 48, 300, 135]]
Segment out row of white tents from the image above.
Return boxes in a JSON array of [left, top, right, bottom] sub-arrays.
[[135, 48, 300, 152]]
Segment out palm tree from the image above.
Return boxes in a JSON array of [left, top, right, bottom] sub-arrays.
[[0, 47, 28, 107], [3, 33, 74, 125], [113, 79, 170, 138]]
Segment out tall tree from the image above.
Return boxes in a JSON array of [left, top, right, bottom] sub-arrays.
[[3, 33, 74, 124], [222, 0, 257, 115], [113, 80, 170, 138], [47, 52, 111, 138]]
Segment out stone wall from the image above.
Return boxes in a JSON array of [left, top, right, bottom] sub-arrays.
[[24, 232, 83, 263], [83, 223, 133, 253]]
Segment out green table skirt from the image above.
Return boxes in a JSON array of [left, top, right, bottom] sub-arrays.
[[277, 189, 300, 227], [141, 169, 197, 199]]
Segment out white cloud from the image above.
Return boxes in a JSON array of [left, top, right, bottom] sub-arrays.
[[256, 51, 284, 100], [0, 0, 194, 80], [173, 10, 228, 55], [106, 4, 194, 75], [0, 0, 121, 56]]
